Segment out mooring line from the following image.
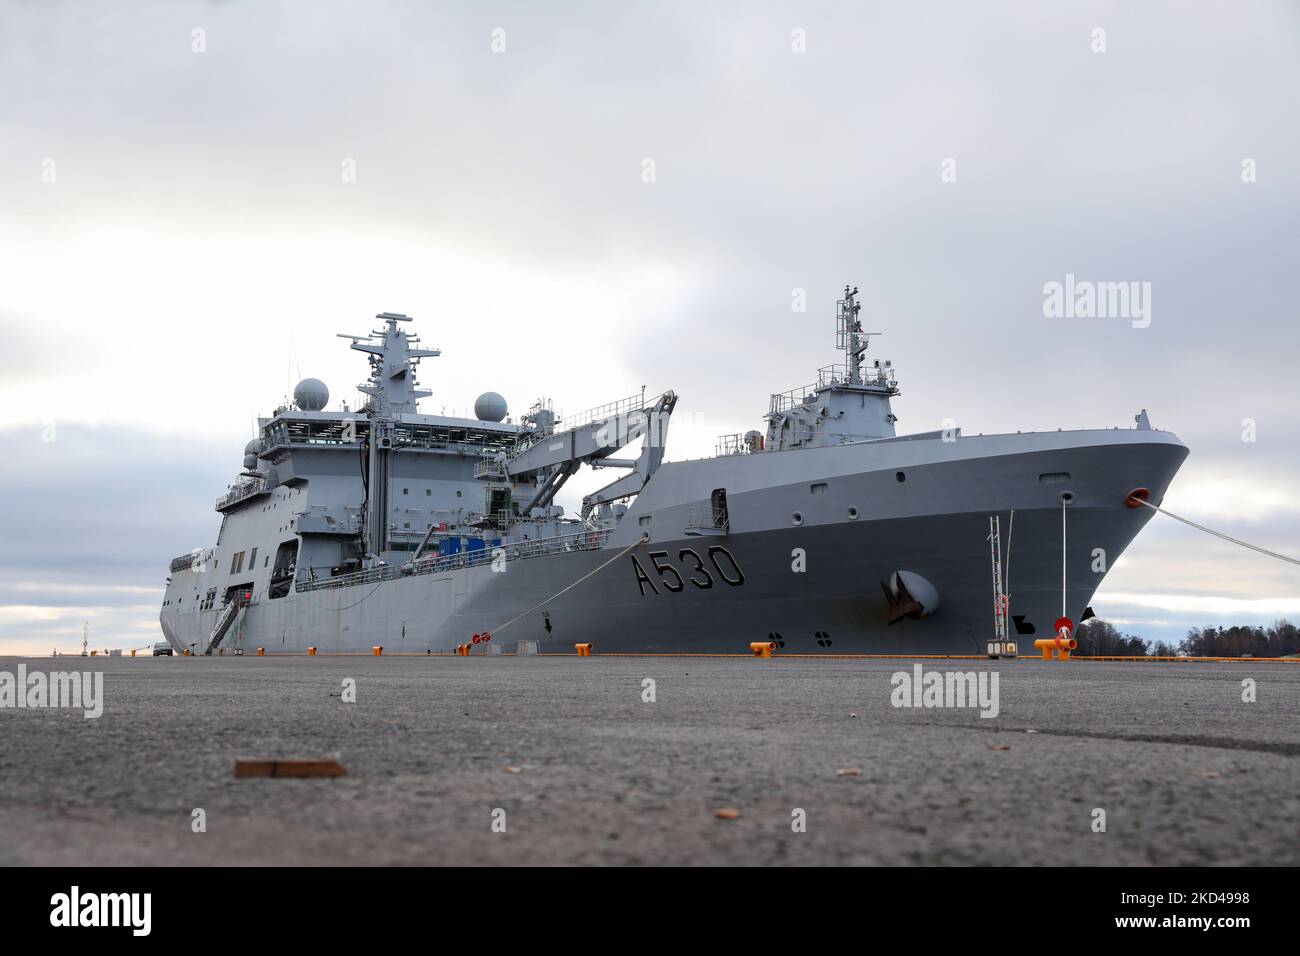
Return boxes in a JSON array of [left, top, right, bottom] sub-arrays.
[[486, 532, 649, 639], [1131, 496, 1300, 567]]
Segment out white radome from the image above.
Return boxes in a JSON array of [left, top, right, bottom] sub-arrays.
[[474, 391, 508, 423], [294, 378, 329, 411]]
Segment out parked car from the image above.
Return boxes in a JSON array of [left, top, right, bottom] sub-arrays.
[[152, 641, 174, 657]]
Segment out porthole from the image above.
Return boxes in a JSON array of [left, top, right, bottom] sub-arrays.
[[847, 507, 859, 520], [791, 512, 804, 526], [895, 471, 906, 483]]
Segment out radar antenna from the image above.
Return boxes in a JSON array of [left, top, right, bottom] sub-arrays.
[[836, 285, 882, 386], [336, 312, 440, 416]]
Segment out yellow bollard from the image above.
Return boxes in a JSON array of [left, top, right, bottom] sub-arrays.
[[372, 645, 383, 656], [307, 646, 317, 656], [1033, 637, 1077, 660], [575, 643, 593, 657], [750, 641, 776, 658]]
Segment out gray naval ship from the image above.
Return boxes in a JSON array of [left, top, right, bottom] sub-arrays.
[[160, 288, 1188, 655]]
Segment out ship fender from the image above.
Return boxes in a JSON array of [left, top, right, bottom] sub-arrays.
[[881, 571, 940, 624]]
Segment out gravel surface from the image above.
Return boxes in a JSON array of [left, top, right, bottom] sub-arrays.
[[1, 654, 1296, 865]]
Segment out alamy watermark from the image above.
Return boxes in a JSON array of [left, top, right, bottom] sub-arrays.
[[0, 665, 103, 718], [890, 664, 999, 718], [50, 886, 150, 936], [1042, 273, 1151, 328]]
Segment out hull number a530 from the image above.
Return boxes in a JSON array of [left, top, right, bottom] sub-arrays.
[[632, 547, 745, 596]]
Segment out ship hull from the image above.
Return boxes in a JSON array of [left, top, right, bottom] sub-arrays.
[[161, 429, 1188, 655]]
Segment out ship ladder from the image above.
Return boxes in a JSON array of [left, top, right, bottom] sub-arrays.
[[205, 601, 243, 656]]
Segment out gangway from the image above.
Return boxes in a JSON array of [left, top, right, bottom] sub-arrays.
[[205, 594, 249, 655]]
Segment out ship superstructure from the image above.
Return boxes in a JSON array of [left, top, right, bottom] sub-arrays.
[[161, 291, 1187, 656]]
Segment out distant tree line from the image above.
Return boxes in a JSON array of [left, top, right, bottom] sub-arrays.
[[1075, 618, 1300, 658]]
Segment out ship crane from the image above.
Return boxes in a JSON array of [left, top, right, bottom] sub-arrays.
[[504, 390, 678, 518]]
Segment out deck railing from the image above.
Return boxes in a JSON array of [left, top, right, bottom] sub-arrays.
[[215, 475, 267, 511], [295, 526, 613, 593]]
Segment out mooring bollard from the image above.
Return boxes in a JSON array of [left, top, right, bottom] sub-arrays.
[[750, 641, 776, 658], [307, 646, 317, 656], [1033, 637, 1077, 660], [575, 643, 593, 657], [372, 645, 383, 656]]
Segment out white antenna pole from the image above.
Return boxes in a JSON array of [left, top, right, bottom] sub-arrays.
[[1005, 510, 1014, 601], [1061, 499, 1067, 618]]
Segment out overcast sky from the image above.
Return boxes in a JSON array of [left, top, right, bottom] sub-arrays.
[[2, 1, 1298, 653]]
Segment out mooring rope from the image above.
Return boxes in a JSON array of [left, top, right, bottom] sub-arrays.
[[296, 580, 387, 611], [486, 532, 650, 639], [1131, 496, 1300, 567]]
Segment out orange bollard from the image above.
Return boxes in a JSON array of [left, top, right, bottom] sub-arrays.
[[750, 641, 776, 658], [575, 643, 593, 657], [1033, 637, 1078, 660], [130, 649, 136, 657], [455, 644, 470, 656], [307, 646, 317, 656], [372, 645, 383, 656], [257, 647, 265, 656]]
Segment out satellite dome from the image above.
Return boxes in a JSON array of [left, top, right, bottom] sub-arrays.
[[294, 378, 329, 411], [474, 391, 508, 423], [244, 439, 261, 456], [242, 454, 257, 470]]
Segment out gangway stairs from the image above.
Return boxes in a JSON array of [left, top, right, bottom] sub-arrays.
[[205, 597, 247, 655]]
